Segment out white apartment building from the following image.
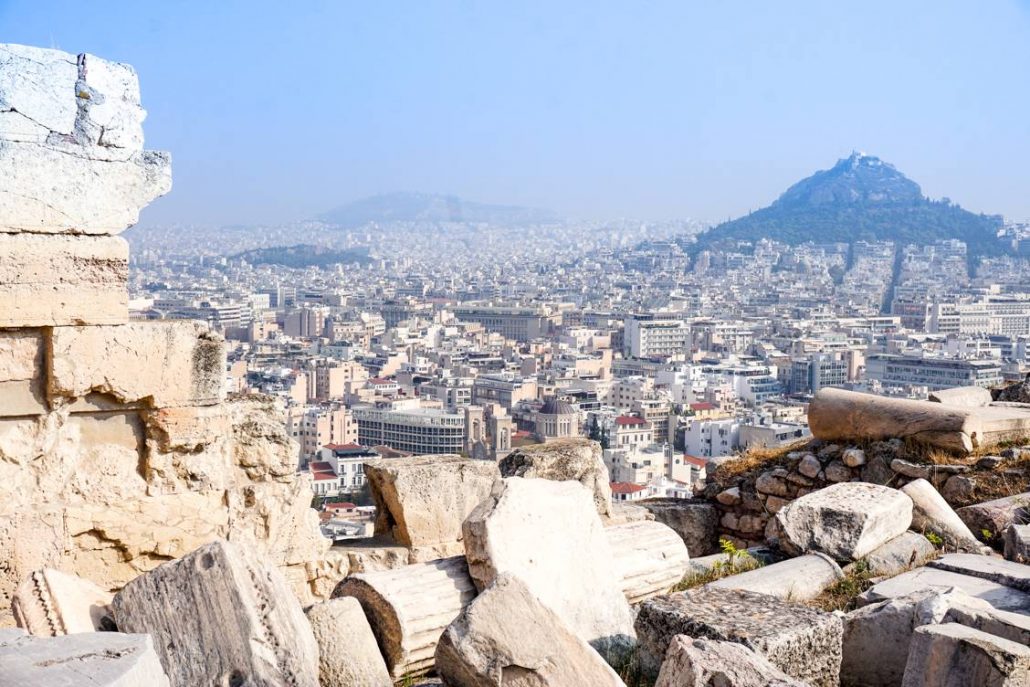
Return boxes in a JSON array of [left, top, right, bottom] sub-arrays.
[[864, 353, 1003, 390], [682, 417, 742, 458], [928, 299, 1030, 337], [623, 314, 691, 359], [353, 406, 465, 455]]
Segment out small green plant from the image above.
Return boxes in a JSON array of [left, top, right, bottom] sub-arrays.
[[674, 538, 762, 591], [924, 531, 944, 548], [981, 528, 994, 542]]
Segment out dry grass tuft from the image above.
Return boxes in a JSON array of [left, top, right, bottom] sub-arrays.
[[711, 440, 811, 483], [807, 561, 876, 613], [902, 434, 1030, 464]]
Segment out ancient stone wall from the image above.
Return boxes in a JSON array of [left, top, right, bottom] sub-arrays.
[[0, 44, 329, 626], [703, 440, 1030, 549]]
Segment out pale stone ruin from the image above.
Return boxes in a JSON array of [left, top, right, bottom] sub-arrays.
[[0, 43, 334, 631], [4, 41, 1030, 687]]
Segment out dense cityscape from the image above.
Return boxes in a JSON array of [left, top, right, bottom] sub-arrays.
[[123, 165, 1030, 525], [6, 4, 1030, 684]]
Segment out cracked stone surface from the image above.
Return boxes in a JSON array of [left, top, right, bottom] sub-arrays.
[[111, 540, 319, 687], [635, 587, 842, 687], [0, 233, 128, 327], [0, 43, 170, 234], [0, 630, 170, 686]]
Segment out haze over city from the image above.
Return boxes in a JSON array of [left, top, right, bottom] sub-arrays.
[[4, 0, 1030, 226], [6, 4, 1030, 685]]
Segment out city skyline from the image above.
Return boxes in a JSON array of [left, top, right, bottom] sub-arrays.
[[4, 1, 1030, 227]]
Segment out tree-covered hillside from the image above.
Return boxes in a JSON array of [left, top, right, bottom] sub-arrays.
[[694, 153, 1005, 257]]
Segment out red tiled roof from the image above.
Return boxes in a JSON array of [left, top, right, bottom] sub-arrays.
[[309, 461, 334, 471], [369, 377, 395, 385], [615, 415, 646, 426], [610, 481, 647, 494], [690, 402, 716, 411], [324, 442, 362, 450], [325, 501, 357, 510], [683, 455, 707, 467], [312, 470, 337, 481]]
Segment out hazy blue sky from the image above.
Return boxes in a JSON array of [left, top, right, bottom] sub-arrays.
[[4, 1, 1030, 226]]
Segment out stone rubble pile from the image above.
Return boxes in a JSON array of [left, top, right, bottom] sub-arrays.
[[12, 428, 1027, 686]]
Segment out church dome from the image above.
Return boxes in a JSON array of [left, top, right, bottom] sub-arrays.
[[538, 396, 577, 415]]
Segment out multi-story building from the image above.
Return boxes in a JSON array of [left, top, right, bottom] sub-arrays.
[[452, 305, 557, 342], [681, 417, 742, 458], [286, 405, 358, 460], [353, 406, 465, 455], [623, 314, 691, 359], [471, 373, 538, 409], [864, 354, 1003, 390], [789, 352, 848, 394]]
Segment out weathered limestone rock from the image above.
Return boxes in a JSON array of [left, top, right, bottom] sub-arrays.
[[901, 623, 1030, 686], [11, 568, 113, 635], [715, 486, 741, 505], [0, 234, 128, 327], [0, 329, 45, 415], [808, 387, 1030, 453], [927, 553, 1030, 594], [334, 555, 478, 679], [435, 573, 626, 687], [48, 322, 226, 408], [635, 587, 842, 686], [901, 478, 989, 554], [756, 469, 790, 497], [463, 477, 635, 653], [994, 373, 1030, 403], [0, 44, 171, 234], [776, 482, 913, 562], [929, 386, 994, 408], [957, 492, 1030, 542], [943, 598, 1030, 647], [306, 597, 392, 687], [141, 405, 234, 493], [0, 399, 331, 626], [499, 438, 612, 516], [861, 566, 1030, 614], [335, 536, 409, 573], [798, 453, 821, 478], [0, 630, 169, 686], [1004, 524, 1030, 564], [842, 447, 866, 467], [365, 454, 497, 559], [605, 520, 690, 604], [640, 498, 720, 556], [655, 636, 809, 687], [708, 553, 843, 601], [859, 531, 936, 576], [841, 588, 986, 687], [607, 501, 656, 525], [111, 540, 319, 687]]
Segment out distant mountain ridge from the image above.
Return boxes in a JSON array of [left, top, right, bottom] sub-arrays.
[[693, 153, 1005, 257], [320, 192, 559, 227]]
